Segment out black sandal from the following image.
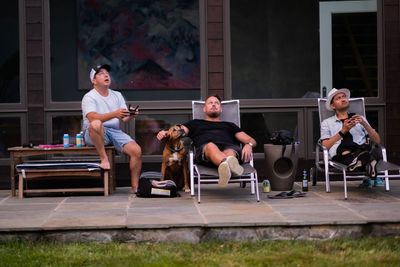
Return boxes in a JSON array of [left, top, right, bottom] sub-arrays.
[[268, 191, 294, 199], [287, 190, 306, 197]]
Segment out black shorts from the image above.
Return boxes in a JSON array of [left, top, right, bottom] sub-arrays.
[[195, 143, 242, 166]]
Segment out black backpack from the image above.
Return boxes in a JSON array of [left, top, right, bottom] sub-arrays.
[[270, 130, 295, 157], [136, 172, 178, 198], [270, 130, 294, 145]]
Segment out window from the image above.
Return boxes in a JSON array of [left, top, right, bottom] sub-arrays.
[[51, 115, 83, 145], [241, 112, 298, 153], [0, 117, 22, 158], [230, 0, 320, 99], [0, 1, 19, 103], [230, 0, 378, 99], [50, 0, 201, 102], [331, 12, 377, 97]]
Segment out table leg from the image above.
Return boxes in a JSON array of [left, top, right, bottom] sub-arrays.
[[104, 170, 109, 196], [106, 148, 116, 193], [18, 173, 23, 199], [10, 152, 16, 197]]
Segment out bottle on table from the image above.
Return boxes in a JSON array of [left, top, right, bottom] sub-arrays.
[[76, 133, 82, 147], [63, 134, 69, 148]]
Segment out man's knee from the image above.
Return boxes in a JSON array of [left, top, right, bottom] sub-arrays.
[[203, 142, 217, 153], [89, 120, 103, 132], [124, 141, 142, 158], [223, 148, 237, 156]]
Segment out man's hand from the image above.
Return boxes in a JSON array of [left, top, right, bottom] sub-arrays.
[[350, 114, 365, 126], [156, 130, 168, 141], [342, 115, 361, 133], [241, 144, 253, 163], [114, 108, 130, 119]]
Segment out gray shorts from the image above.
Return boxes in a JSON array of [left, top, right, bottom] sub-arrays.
[[83, 126, 135, 152], [195, 143, 242, 166]]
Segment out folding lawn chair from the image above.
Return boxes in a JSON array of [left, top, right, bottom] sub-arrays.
[[313, 97, 400, 199], [189, 100, 260, 203]]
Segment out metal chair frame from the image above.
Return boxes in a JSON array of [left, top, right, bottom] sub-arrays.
[[189, 100, 260, 203], [315, 97, 400, 199]]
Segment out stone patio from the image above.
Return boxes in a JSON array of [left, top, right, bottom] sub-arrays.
[[0, 180, 399, 242]]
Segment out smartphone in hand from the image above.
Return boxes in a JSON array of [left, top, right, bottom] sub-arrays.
[[128, 104, 139, 115]]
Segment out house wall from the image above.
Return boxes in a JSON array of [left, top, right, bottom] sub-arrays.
[[1, 0, 398, 188], [22, 0, 400, 162]]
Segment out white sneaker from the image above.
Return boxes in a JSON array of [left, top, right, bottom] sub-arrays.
[[218, 161, 231, 186], [226, 156, 244, 176]]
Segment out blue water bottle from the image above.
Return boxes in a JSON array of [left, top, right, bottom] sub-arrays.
[[63, 134, 69, 148]]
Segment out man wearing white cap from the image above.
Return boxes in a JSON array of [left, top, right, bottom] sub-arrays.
[[320, 88, 381, 182], [82, 64, 142, 193]]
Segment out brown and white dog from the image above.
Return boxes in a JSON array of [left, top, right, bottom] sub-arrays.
[[161, 124, 190, 192]]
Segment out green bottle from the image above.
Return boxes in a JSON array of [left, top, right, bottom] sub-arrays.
[[302, 169, 308, 192]]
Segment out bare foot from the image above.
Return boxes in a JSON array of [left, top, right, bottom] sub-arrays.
[[99, 160, 110, 170], [130, 187, 137, 194]]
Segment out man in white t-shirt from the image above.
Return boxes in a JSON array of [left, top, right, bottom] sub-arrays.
[[82, 64, 142, 193]]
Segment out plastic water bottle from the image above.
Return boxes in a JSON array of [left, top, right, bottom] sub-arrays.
[[63, 134, 69, 148], [76, 133, 82, 147], [302, 169, 308, 192]]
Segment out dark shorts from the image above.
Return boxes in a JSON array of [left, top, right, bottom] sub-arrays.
[[333, 143, 381, 168], [195, 143, 242, 166]]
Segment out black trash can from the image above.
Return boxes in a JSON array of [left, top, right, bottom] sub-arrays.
[[264, 143, 299, 191]]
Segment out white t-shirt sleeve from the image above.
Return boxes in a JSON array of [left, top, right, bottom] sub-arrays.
[[82, 94, 97, 119]]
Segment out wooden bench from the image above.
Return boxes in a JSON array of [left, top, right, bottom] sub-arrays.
[[16, 162, 109, 198], [8, 146, 115, 198]]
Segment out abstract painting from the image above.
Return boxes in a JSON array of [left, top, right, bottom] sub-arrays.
[[77, 0, 200, 90]]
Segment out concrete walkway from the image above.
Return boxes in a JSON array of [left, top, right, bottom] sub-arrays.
[[0, 180, 400, 242]]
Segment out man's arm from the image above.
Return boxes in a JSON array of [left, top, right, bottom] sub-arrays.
[[235, 131, 256, 162], [86, 109, 130, 123], [156, 125, 189, 141], [321, 117, 354, 150], [355, 115, 380, 144]]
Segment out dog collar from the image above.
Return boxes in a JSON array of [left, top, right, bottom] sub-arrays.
[[168, 145, 184, 153]]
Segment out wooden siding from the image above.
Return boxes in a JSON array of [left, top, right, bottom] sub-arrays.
[[207, 0, 225, 98], [26, 0, 45, 145]]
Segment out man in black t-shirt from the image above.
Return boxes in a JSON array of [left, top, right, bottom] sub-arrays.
[[157, 95, 257, 186]]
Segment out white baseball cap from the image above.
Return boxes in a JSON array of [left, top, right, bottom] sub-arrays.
[[89, 64, 111, 82]]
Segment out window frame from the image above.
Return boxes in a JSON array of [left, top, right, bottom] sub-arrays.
[[0, 113, 27, 165], [0, 0, 26, 109]]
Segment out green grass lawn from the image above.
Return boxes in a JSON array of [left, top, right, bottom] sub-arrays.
[[0, 237, 399, 267]]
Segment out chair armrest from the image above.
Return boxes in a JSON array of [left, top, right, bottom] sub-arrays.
[[316, 140, 328, 151], [315, 141, 329, 167], [373, 144, 388, 162]]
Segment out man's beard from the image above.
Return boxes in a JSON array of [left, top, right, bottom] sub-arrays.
[[208, 111, 221, 118]]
